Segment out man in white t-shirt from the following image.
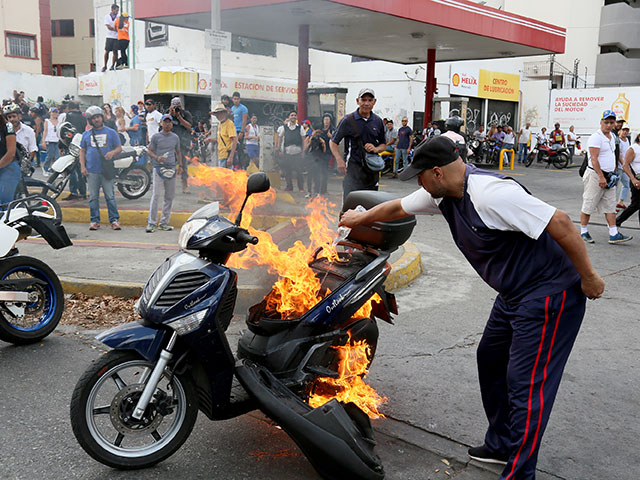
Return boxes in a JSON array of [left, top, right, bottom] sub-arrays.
[[144, 99, 163, 143], [339, 135, 604, 479], [580, 109, 632, 244], [517, 122, 531, 164], [102, 4, 120, 72]]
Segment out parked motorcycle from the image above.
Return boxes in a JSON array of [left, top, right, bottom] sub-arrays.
[[0, 195, 72, 344], [13, 144, 62, 223], [525, 143, 570, 169], [70, 173, 415, 479], [42, 122, 151, 200]]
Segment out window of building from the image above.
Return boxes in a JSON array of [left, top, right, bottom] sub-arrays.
[[5, 32, 37, 59], [89, 19, 95, 38], [52, 19, 75, 37], [231, 35, 276, 57], [52, 64, 76, 77]]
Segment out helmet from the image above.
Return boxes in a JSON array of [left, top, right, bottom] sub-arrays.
[[58, 122, 78, 146], [85, 105, 103, 121], [445, 115, 464, 134], [2, 103, 21, 116]]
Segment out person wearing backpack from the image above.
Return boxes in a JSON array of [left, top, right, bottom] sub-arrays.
[[329, 88, 387, 206], [79, 106, 122, 231]]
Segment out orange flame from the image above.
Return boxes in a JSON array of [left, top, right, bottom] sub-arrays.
[[308, 338, 386, 418]]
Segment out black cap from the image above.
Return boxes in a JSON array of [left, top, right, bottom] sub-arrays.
[[399, 136, 460, 181]]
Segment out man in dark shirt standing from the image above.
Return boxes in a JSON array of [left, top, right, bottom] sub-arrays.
[[165, 97, 192, 193], [394, 116, 413, 178], [330, 88, 387, 205]]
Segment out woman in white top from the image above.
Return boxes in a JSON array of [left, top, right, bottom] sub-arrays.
[[566, 125, 579, 161], [244, 114, 260, 166], [617, 126, 632, 208], [616, 131, 640, 226], [41, 106, 60, 175], [536, 128, 548, 146], [114, 106, 130, 146]]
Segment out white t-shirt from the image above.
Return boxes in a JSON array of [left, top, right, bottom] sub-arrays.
[[44, 119, 59, 143], [628, 143, 640, 175], [401, 174, 556, 240], [146, 110, 163, 137], [503, 131, 516, 144], [15, 122, 37, 153], [619, 137, 630, 163], [277, 123, 305, 154], [104, 13, 118, 39], [587, 129, 617, 172], [536, 133, 547, 145], [518, 128, 531, 145], [567, 131, 578, 145], [245, 124, 259, 145]]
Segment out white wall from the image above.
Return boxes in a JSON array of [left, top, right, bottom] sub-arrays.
[[0, 71, 77, 104]]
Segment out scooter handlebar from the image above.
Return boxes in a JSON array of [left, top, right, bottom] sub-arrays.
[[236, 230, 259, 245]]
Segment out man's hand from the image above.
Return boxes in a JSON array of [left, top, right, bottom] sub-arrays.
[[581, 272, 605, 299], [81, 166, 88, 177], [364, 143, 376, 153], [336, 158, 346, 175], [104, 151, 115, 161], [339, 209, 368, 228], [598, 173, 607, 189], [226, 157, 233, 167]]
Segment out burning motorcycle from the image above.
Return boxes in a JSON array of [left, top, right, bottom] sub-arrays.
[[0, 195, 72, 344], [69, 172, 415, 479], [42, 122, 151, 200], [525, 143, 570, 169]]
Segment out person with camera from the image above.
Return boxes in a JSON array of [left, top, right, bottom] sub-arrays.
[[580, 110, 631, 244], [165, 97, 193, 194], [145, 115, 181, 233]]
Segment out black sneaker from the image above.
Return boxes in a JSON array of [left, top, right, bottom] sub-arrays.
[[468, 445, 509, 465]]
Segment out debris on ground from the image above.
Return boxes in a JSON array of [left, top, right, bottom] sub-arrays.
[[60, 293, 138, 329]]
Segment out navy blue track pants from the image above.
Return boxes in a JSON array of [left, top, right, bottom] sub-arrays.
[[477, 282, 586, 480]]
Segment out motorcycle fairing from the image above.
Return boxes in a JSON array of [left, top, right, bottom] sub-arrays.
[[20, 215, 72, 249], [97, 322, 167, 362], [235, 359, 385, 480], [51, 154, 76, 173]]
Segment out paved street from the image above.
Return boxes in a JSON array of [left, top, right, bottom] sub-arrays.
[[2, 163, 639, 479]]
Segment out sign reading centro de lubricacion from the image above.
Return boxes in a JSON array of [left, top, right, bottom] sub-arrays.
[[450, 67, 520, 102]]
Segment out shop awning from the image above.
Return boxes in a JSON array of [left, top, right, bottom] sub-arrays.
[[136, 0, 566, 63]]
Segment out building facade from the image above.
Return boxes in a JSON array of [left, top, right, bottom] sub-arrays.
[[0, 0, 51, 75], [50, 0, 95, 76]]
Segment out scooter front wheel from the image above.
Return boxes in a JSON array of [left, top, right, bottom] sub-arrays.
[[525, 152, 536, 167], [70, 350, 198, 469], [117, 166, 151, 200]]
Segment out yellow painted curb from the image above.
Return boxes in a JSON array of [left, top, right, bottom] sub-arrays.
[[61, 277, 144, 298], [384, 242, 423, 291], [60, 207, 294, 231]]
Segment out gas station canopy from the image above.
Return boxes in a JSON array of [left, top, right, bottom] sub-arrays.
[[136, 0, 566, 63]]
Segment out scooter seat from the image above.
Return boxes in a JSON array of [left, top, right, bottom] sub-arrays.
[[246, 316, 302, 336], [112, 147, 137, 160]]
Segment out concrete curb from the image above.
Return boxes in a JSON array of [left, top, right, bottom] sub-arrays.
[[60, 240, 423, 311], [60, 207, 295, 231]]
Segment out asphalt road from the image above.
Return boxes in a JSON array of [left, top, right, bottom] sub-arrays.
[[2, 163, 639, 479]]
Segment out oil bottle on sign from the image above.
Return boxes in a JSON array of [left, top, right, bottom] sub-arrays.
[[611, 93, 630, 122]]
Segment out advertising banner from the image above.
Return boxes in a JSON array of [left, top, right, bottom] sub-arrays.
[[550, 88, 639, 133], [78, 73, 102, 96], [450, 67, 520, 102]]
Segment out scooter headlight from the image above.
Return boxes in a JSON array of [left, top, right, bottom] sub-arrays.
[[178, 219, 207, 250], [166, 308, 208, 335]]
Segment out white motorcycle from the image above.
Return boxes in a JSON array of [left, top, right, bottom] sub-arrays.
[[0, 196, 72, 344], [44, 123, 151, 200]]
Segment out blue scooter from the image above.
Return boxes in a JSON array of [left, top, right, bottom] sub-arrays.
[[69, 173, 416, 479]]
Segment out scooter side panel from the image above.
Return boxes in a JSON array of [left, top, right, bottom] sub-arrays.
[[51, 154, 75, 173], [96, 322, 167, 362]]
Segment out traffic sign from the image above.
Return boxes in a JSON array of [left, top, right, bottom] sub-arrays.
[[205, 29, 232, 50]]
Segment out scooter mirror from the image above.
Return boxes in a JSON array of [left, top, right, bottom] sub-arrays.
[[246, 172, 270, 196]]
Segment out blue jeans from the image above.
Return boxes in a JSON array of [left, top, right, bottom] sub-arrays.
[[87, 173, 119, 224], [69, 164, 86, 196], [394, 148, 409, 173], [517, 143, 528, 163], [0, 162, 21, 207], [45, 142, 59, 171], [218, 156, 230, 168], [617, 168, 630, 203]]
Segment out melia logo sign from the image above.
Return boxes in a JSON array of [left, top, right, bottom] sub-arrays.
[[450, 68, 479, 96], [452, 73, 460, 87]]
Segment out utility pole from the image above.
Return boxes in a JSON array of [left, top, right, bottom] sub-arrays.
[[210, 0, 221, 140]]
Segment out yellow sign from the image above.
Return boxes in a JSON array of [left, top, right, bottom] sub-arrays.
[[155, 71, 199, 94], [478, 69, 520, 102]]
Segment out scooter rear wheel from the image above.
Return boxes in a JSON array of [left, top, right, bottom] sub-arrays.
[[0, 255, 64, 345], [117, 166, 151, 200], [70, 350, 198, 470], [553, 153, 570, 169]]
